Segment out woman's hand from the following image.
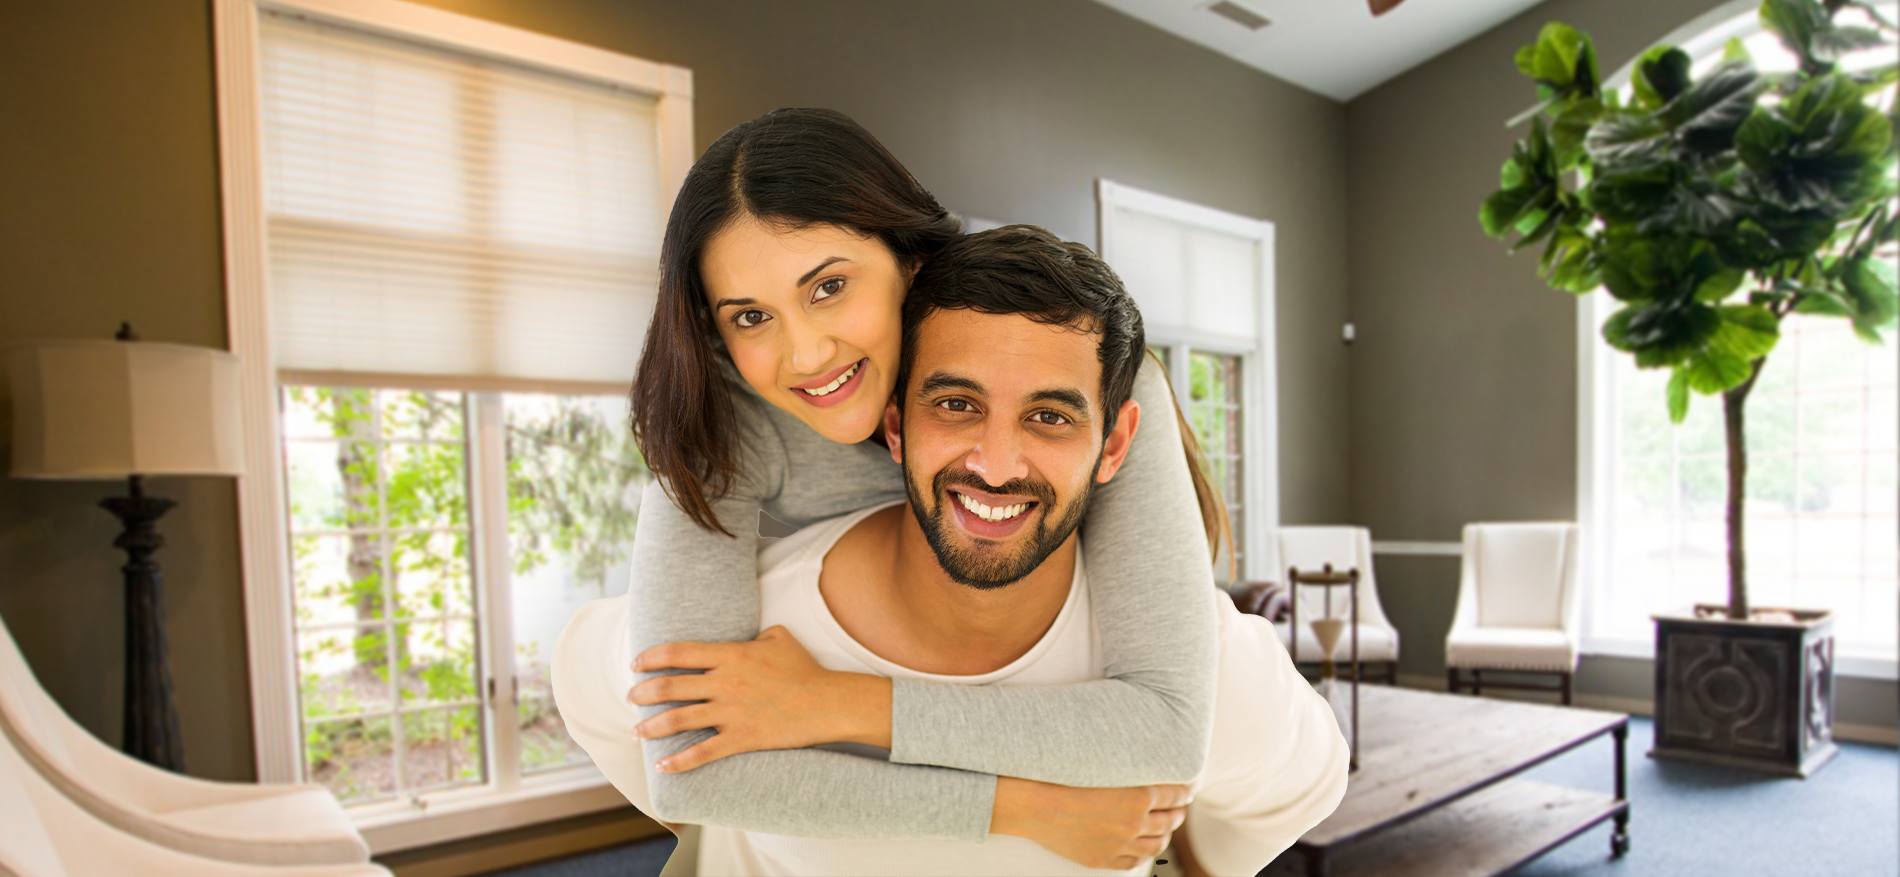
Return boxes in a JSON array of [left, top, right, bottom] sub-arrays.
[[628, 625, 892, 772], [990, 776, 1191, 871]]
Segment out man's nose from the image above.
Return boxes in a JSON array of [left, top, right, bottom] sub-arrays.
[[964, 419, 1029, 486], [784, 315, 838, 375]]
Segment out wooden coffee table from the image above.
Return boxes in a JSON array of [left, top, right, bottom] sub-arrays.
[[1265, 685, 1629, 877]]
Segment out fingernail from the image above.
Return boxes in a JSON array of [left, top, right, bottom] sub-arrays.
[[630, 659, 642, 672], [633, 724, 648, 739], [655, 758, 674, 773]]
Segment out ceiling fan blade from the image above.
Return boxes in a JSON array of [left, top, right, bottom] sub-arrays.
[[1369, 0, 1405, 16]]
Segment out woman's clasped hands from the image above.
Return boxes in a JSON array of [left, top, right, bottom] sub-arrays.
[[629, 625, 892, 773]]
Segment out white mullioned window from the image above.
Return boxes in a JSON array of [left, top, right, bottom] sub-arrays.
[[1104, 181, 1280, 582], [1579, 1, 1898, 679], [216, 0, 692, 850]]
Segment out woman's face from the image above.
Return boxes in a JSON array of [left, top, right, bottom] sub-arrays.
[[700, 215, 909, 444]]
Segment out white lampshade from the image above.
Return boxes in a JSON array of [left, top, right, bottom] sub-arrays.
[[6, 340, 244, 480]]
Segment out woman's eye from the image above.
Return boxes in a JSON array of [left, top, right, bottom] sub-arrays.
[[813, 277, 846, 301], [1031, 410, 1071, 426], [733, 309, 770, 329]]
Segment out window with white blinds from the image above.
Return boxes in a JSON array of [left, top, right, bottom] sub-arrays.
[[258, 10, 674, 390], [1099, 180, 1280, 581]]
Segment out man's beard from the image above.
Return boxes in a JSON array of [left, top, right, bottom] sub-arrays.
[[902, 450, 1098, 591]]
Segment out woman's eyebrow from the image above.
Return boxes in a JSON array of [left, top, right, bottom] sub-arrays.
[[713, 297, 755, 311], [797, 256, 850, 286]]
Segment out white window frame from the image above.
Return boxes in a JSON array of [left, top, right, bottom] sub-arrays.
[[213, 0, 692, 850], [1576, 0, 1897, 681], [1097, 180, 1281, 580]]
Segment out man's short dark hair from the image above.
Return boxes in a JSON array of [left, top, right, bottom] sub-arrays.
[[900, 225, 1145, 433]]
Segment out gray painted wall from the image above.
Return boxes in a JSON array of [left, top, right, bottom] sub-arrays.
[[1345, 0, 1897, 730], [0, 0, 1350, 782]]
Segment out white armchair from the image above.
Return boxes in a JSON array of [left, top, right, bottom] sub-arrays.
[[1444, 522, 1582, 705], [0, 612, 373, 867], [1272, 526, 1400, 684], [0, 726, 389, 877]]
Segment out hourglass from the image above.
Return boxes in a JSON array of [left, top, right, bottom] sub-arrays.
[[1287, 563, 1361, 771]]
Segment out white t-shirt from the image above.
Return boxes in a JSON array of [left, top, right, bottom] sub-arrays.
[[553, 502, 1349, 876]]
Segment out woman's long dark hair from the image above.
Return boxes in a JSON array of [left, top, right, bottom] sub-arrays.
[[630, 108, 961, 536]]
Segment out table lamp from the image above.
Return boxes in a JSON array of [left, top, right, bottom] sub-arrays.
[[6, 323, 243, 772]]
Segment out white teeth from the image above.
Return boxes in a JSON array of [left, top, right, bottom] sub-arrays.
[[799, 361, 860, 397], [956, 492, 1028, 523]]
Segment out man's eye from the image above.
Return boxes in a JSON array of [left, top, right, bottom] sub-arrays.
[[733, 309, 770, 329], [1031, 410, 1071, 426], [938, 398, 973, 413], [813, 277, 845, 301]]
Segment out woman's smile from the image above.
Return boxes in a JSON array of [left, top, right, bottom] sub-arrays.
[[790, 357, 868, 407]]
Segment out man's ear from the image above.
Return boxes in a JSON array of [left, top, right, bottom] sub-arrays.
[[883, 399, 904, 465], [1093, 399, 1140, 484]]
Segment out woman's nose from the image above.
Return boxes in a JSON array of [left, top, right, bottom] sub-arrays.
[[784, 316, 838, 375]]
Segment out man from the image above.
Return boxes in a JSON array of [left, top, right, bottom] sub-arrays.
[[555, 226, 1348, 875]]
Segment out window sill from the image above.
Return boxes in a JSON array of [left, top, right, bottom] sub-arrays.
[[1583, 635, 1897, 681], [351, 767, 631, 855]]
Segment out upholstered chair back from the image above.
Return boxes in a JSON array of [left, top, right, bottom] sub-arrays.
[[1466, 523, 1578, 630]]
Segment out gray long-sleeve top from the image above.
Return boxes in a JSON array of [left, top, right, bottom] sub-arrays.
[[626, 355, 1220, 842]]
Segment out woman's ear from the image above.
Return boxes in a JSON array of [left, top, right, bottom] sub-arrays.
[[883, 400, 904, 464], [904, 257, 922, 285]]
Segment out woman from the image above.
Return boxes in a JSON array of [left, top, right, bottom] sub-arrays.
[[618, 108, 1224, 867]]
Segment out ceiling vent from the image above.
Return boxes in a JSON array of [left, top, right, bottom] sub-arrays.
[[1203, 0, 1272, 31]]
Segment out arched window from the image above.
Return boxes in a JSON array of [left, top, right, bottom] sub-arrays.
[[1578, 2, 1899, 678]]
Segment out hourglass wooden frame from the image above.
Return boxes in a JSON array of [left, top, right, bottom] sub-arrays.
[[1287, 563, 1360, 771]]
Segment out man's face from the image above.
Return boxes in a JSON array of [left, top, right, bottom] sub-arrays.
[[885, 309, 1138, 590]]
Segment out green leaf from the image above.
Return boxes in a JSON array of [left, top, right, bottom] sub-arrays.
[[1714, 304, 1781, 361], [1693, 267, 1747, 302], [1517, 22, 1598, 97], [1667, 367, 1692, 422], [1481, 186, 1537, 238], [1586, 113, 1669, 168], [1683, 347, 1753, 392], [1841, 255, 1900, 334], [1665, 63, 1763, 154], [1810, 25, 1886, 62], [1760, 0, 1826, 69], [1637, 47, 1694, 109], [1550, 97, 1605, 164]]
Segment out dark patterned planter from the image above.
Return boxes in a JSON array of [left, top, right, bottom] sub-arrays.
[[1649, 604, 1837, 778]]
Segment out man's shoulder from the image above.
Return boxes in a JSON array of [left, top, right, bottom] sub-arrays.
[[757, 501, 902, 580]]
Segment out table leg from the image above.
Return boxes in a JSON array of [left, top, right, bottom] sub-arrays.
[[1611, 722, 1630, 857]]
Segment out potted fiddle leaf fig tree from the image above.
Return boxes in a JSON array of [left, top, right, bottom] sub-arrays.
[[1480, 0, 1896, 776]]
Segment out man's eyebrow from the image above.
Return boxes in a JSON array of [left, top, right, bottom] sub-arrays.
[[917, 373, 982, 396], [797, 256, 850, 287], [1028, 388, 1091, 413]]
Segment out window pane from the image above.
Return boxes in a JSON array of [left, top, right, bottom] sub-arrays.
[[305, 715, 395, 805], [284, 385, 484, 800], [1185, 351, 1245, 576], [503, 393, 648, 775]]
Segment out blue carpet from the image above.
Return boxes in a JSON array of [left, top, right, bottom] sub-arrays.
[[492, 716, 1897, 876]]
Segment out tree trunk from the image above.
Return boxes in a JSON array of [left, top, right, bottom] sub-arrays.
[[335, 392, 386, 673], [1721, 360, 1768, 621]]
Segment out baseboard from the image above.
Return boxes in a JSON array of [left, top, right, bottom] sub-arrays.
[[376, 806, 667, 877], [1394, 673, 1899, 748]]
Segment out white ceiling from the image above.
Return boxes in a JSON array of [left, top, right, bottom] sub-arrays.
[[1090, 0, 1551, 101]]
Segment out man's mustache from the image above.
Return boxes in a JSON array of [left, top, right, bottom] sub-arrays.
[[930, 468, 1057, 508]]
